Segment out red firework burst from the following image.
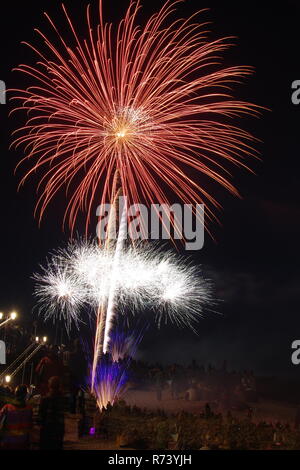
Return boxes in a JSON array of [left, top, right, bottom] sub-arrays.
[[11, 0, 260, 234]]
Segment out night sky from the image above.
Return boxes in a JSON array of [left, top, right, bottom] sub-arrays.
[[1, 0, 300, 378]]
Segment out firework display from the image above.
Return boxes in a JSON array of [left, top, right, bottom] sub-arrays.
[[9, 0, 260, 422], [12, 0, 259, 234], [5, 0, 300, 454]]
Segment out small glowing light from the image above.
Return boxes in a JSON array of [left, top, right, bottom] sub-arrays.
[[116, 129, 127, 139], [43, 336, 47, 343], [35, 336, 39, 343], [57, 282, 71, 298], [10, 312, 17, 320], [162, 287, 178, 301], [5, 375, 11, 383], [89, 427, 96, 436], [0, 312, 3, 320]]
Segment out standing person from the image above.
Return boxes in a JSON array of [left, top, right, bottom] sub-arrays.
[[154, 369, 164, 401], [39, 376, 65, 450], [170, 365, 180, 400], [35, 345, 64, 396], [0, 384, 33, 450]]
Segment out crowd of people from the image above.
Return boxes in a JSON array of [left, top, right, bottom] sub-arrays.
[[0, 339, 87, 450], [94, 400, 300, 450], [1, 336, 300, 450], [129, 359, 258, 409], [0, 376, 65, 450]]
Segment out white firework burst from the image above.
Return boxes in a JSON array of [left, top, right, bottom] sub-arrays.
[[33, 240, 212, 331], [33, 261, 87, 329]]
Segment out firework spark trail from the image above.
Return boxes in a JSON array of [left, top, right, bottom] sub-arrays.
[[103, 195, 128, 354], [91, 327, 144, 409], [91, 180, 126, 391], [109, 328, 144, 363], [11, 0, 260, 236], [92, 357, 129, 410]]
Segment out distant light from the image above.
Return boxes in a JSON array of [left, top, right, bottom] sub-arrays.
[[89, 427, 96, 436], [43, 336, 47, 343], [116, 129, 127, 139], [5, 375, 11, 383], [162, 287, 178, 301], [35, 336, 39, 343], [0, 312, 3, 320], [10, 312, 17, 320]]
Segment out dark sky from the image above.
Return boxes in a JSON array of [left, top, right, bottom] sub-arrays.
[[1, 0, 300, 378]]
